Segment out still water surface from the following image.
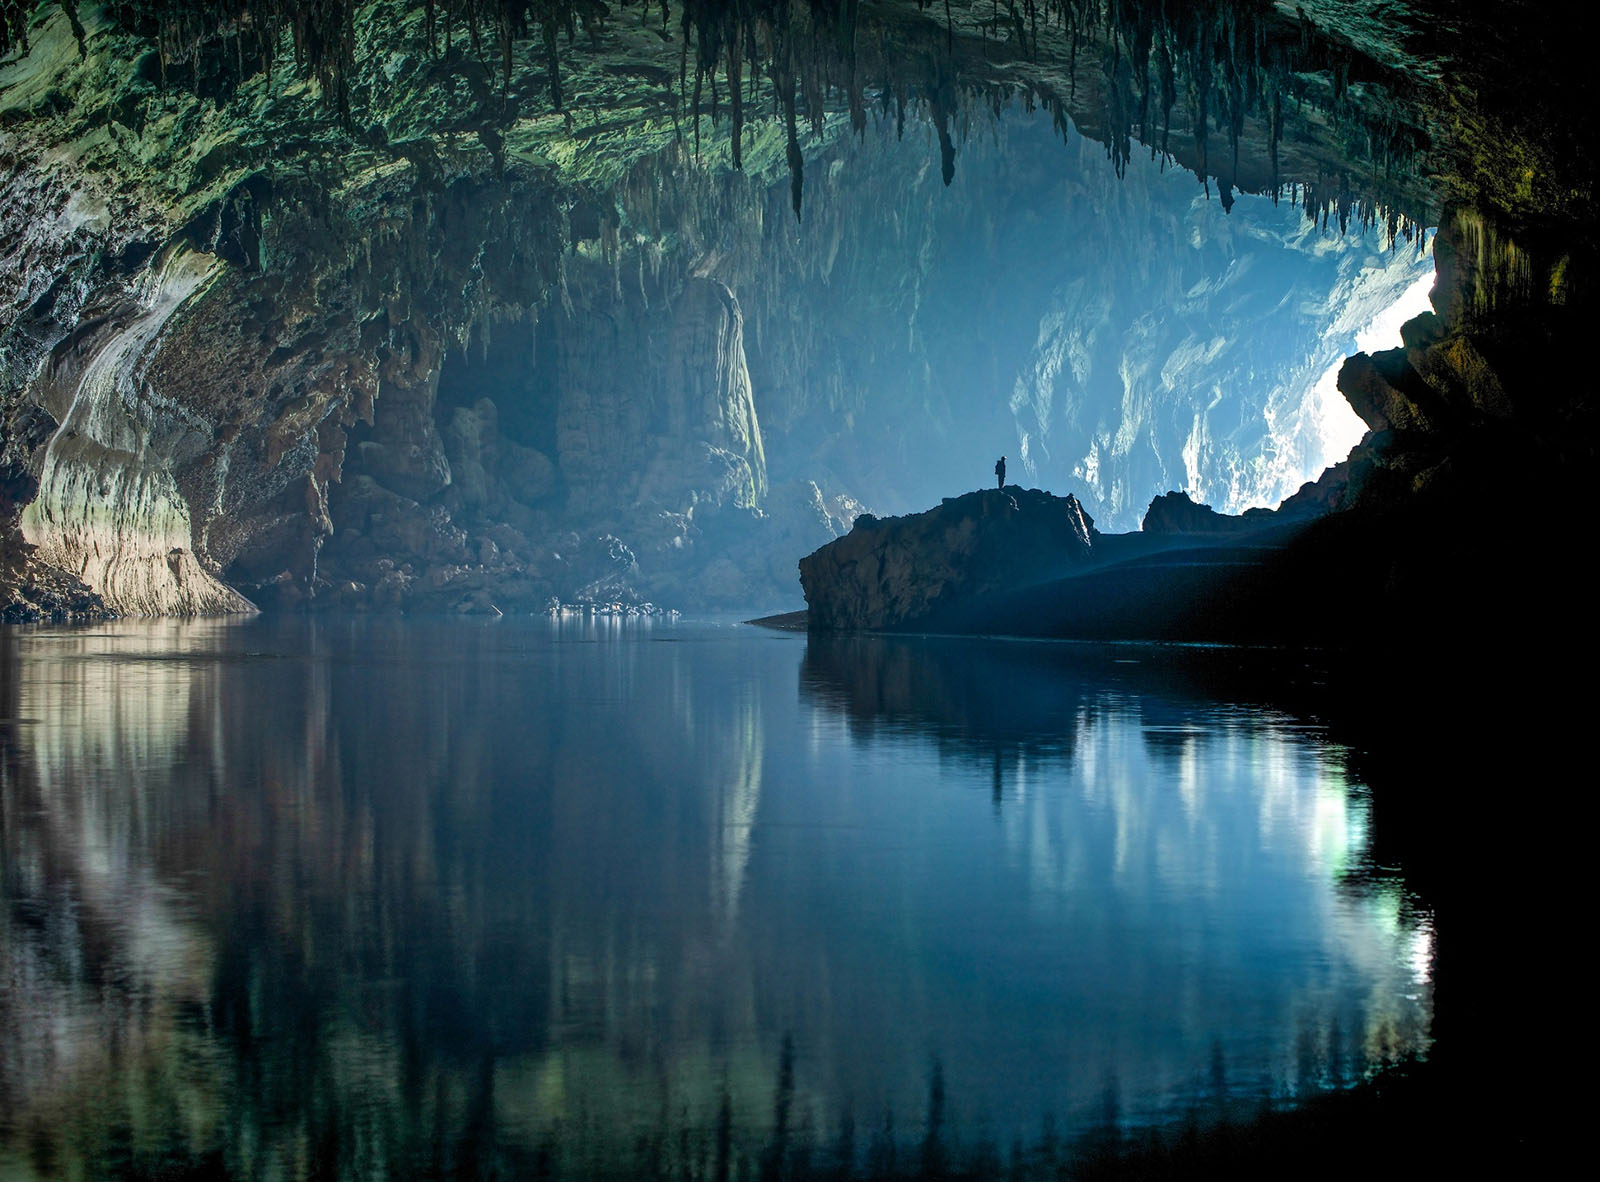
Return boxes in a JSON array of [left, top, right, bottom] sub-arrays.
[[0, 617, 1432, 1177]]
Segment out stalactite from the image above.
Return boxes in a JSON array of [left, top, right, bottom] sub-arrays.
[[1267, 60, 1284, 195], [1105, 38, 1132, 179], [0, 0, 30, 60], [931, 82, 956, 185], [544, 15, 563, 109], [1156, 26, 1176, 161], [62, 0, 1432, 249], [692, 62, 703, 156], [728, 30, 745, 167], [1188, 20, 1211, 179]]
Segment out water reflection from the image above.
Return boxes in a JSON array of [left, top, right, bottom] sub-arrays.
[[800, 637, 1432, 1104], [0, 621, 1432, 1178]]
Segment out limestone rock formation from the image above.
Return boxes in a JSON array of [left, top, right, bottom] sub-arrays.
[[15, 246, 255, 614], [799, 488, 1096, 631]]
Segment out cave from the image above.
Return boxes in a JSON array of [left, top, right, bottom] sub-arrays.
[[0, 2, 1592, 1177]]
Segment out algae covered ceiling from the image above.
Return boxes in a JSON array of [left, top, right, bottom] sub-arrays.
[[1, 0, 1456, 231]]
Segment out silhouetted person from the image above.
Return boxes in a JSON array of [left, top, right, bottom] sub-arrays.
[[995, 455, 1006, 489]]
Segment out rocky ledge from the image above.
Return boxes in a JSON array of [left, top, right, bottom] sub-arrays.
[[0, 534, 109, 623], [798, 487, 1097, 632], [796, 482, 1370, 642]]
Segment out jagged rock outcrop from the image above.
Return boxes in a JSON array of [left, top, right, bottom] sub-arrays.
[[799, 487, 1096, 631], [15, 246, 254, 614], [1337, 232, 1523, 444], [1140, 490, 1278, 535], [0, 533, 106, 621], [1338, 349, 1440, 435]]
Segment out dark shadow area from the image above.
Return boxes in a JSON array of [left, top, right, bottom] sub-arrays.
[[801, 630, 1581, 1176], [899, 457, 1593, 653]]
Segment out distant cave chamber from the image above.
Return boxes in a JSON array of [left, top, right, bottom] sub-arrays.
[[303, 269, 789, 614]]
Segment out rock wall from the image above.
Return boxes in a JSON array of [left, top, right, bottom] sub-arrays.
[[549, 274, 767, 516], [17, 247, 253, 614], [1330, 206, 1592, 521], [316, 267, 800, 614]]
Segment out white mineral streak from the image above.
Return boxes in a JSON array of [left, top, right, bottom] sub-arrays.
[[21, 248, 255, 615]]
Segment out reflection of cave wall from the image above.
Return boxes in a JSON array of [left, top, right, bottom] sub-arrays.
[[0, 620, 793, 1177], [1, 620, 1437, 1177]]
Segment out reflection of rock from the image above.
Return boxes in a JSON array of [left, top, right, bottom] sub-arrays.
[[799, 487, 1096, 631], [710, 696, 763, 928], [801, 633, 1089, 768], [0, 617, 1447, 1173], [0, 624, 233, 1161]]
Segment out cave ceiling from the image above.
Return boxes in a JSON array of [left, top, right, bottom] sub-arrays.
[[0, 1, 1465, 231], [4, 0, 1589, 330]]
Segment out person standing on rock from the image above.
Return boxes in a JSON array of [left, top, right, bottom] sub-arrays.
[[995, 456, 1007, 489]]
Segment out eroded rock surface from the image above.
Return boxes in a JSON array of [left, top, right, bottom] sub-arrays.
[[17, 247, 254, 614]]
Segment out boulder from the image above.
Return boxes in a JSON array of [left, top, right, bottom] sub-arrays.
[[441, 400, 498, 508], [798, 487, 1096, 631], [1140, 490, 1276, 534], [1338, 349, 1440, 434], [501, 441, 556, 504]]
